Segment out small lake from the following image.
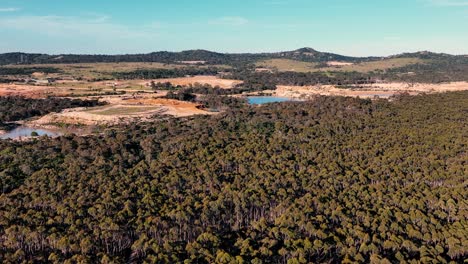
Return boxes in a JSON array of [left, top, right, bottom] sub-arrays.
[[248, 96, 294, 105], [0, 126, 60, 140]]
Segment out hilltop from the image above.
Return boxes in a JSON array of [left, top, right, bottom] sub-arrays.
[[1, 48, 464, 66]]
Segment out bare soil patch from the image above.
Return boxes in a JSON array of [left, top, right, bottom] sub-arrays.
[[327, 61, 354, 66], [177, 61, 206, 65], [28, 94, 211, 127], [0, 84, 64, 98], [143, 76, 242, 89], [272, 82, 468, 99]]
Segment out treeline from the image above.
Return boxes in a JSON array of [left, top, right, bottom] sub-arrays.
[[0, 96, 104, 125], [0, 51, 258, 66], [163, 90, 246, 110], [228, 70, 376, 86], [0, 92, 466, 263], [0, 49, 360, 66], [0, 67, 62, 76], [153, 82, 267, 95], [112, 67, 225, 80]]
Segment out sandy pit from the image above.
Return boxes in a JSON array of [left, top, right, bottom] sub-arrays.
[[124, 98, 209, 116], [143, 76, 243, 89], [327, 61, 354, 66], [272, 82, 468, 99], [28, 95, 211, 127], [358, 82, 468, 92]]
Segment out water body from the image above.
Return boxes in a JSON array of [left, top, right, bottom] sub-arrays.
[[247, 96, 294, 105], [0, 126, 60, 140]]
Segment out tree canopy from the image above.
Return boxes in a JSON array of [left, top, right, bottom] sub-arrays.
[[0, 92, 467, 263]]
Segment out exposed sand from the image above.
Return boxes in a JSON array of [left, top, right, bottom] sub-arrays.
[[124, 98, 209, 116], [255, 68, 274, 73], [0, 76, 242, 99], [177, 61, 206, 64], [29, 96, 211, 126], [327, 61, 354, 66], [31, 106, 162, 126], [0, 84, 62, 98], [273, 82, 468, 99], [143, 76, 243, 89], [359, 82, 468, 92]]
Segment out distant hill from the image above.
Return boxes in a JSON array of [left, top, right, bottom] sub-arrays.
[[0, 48, 390, 65], [0, 48, 465, 66], [1, 48, 467, 83], [270, 48, 375, 63], [0, 50, 230, 65]]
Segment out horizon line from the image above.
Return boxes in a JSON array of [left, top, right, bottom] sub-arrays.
[[0, 47, 466, 58]]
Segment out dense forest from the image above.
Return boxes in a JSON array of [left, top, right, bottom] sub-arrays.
[[0, 97, 104, 129], [0, 67, 62, 76], [112, 67, 226, 80], [0, 91, 466, 263]]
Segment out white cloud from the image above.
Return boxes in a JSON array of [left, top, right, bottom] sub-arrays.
[[0, 7, 20, 12], [0, 14, 166, 53], [209, 16, 249, 26], [0, 15, 160, 40], [429, 0, 468, 6]]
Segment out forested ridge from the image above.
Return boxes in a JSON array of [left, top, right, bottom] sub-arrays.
[[2, 49, 468, 83], [112, 67, 226, 80], [0, 49, 364, 66], [0, 92, 467, 263]]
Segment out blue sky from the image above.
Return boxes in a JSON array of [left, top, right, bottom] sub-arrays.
[[0, 0, 467, 56]]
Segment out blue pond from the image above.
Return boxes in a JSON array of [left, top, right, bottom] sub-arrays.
[[248, 96, 293, 105], [0, 126, 60, 140]]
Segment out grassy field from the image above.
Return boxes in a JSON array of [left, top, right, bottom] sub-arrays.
[[256, 58, 428, 73], [323, 57, 427, 72], [4, 62, 231, 80], [255, 59, 318, 72]]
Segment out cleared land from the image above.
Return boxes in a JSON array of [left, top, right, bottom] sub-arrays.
[[255, 59, 319, 72], [0, 76, 242, 98], [270, 82, 468, 99], [29, 96, 210, 126], [142, 76, 243, 89], [322, 58, 428, 72], [255, 58, 427, 73], [0, 84, 56, 98]]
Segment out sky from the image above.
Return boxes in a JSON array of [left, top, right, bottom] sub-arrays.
[[0, 0, 467, 56]]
